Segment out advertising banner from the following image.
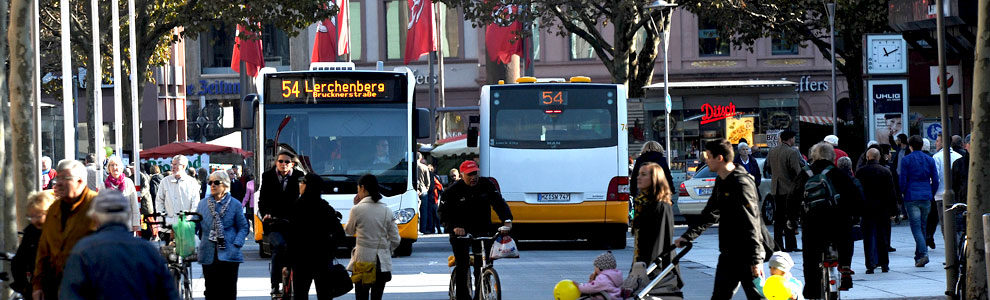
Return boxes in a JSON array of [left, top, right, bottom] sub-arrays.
[[726, 117, 754, 145], [868, 80, 908, 145]]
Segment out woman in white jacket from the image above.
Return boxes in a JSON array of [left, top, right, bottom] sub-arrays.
[[346, 174, 400, 300]]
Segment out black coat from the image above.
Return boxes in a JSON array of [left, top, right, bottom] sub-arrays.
[[789, 160, 862, 222], [289, 175, 345, 266], [631, 151, 675, 197], [855, 162, 900, 218], [952, 153, 969, 203], [681, 167, 765, 265], [632, 197, 682, 287], [438, 178, 513, 236], [259, 168, 303, 232], [733, 156, 762, 188], [11, 225, 41, 295]]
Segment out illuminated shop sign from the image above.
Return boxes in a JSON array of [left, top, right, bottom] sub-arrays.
[[700, 102, 741, 124]]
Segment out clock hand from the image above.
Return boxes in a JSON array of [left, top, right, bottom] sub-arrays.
[[882, 47, 889, 56]]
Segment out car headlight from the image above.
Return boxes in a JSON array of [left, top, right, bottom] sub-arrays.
[[394, 208, 416, 224]]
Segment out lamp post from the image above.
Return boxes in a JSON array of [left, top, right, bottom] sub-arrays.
[[647, 0, 677, 168], [826, 2, 837, 135]]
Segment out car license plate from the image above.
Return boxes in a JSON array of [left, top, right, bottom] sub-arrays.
[[538, 193, 570, 202], [696, 187, 713, 196]]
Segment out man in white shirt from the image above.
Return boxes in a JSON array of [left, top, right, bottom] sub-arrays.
[[154, 155, 201, 224], [928, 134, 961, 249]]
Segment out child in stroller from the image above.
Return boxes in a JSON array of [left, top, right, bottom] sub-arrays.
[[560, 242, 692, 300], [575, 252, 623, 300]]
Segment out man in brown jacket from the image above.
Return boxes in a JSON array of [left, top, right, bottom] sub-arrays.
[[765, 130, 803, 252], [33, 159, 98, 300]]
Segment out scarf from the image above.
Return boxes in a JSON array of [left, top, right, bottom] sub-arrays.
[[207, 193, 232, 246], [105, 174, 126, 192]]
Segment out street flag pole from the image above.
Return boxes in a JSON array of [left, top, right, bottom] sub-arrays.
[[128, 0, 140, 184], [935, 0, 958, 294], [60, 0, 74, 161], [112, 0, 123, 159], [435, 3, 446, 139], [91, 0, 104, 167]]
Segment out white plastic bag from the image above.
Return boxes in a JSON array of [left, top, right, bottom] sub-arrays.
[[489, 235, 519, 259]]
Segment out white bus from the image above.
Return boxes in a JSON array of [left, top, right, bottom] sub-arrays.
[[247, 63, 430, 256], [476, 77, 629, 248]]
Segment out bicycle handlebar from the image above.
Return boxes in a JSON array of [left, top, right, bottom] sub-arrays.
[[144, 211, 203, 227]]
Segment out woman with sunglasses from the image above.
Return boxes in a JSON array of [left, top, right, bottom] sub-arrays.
[[196, 170, 250, 300]]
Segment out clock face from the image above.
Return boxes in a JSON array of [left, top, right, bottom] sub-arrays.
[[867, 36, 907, 74]]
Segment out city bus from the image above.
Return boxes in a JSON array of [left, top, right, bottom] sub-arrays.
[[477, 77, 629, 248], [247, 62, 430, 256]]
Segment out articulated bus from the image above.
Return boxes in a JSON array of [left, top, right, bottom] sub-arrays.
[[477, 77, 629, 248], [248, 62, 430, 256]]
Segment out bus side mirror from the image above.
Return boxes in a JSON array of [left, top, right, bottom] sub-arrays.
[[466, 115, 480, 147], [241, 94, 259, 129], [415, 108, 431, 139]]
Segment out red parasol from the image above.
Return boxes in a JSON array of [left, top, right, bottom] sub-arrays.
[[139, 142, 253, 159]]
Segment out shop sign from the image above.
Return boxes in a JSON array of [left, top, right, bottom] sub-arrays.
[[187, 80, 241, 96], [929, 65, 961, 95], [140, 153, 210, 173], [867, 80, 908, 145], [795, 76, 829, 93], [700, 102, 739, 125], [766, 129, 783, 148]]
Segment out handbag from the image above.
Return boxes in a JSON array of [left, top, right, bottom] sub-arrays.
[[328, 261, 353, 297]]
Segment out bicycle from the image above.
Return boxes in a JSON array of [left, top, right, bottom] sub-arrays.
[[448, 232, 506, 300], [819, 241, 840, 300], [146, 211, 202, 300], [947, 203, 968, 299]]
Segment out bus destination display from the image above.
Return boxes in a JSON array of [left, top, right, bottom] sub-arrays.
[[266, 74, 401, 103], [539, 90, 568, 106]]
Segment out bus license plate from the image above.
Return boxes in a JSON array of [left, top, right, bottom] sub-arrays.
[[538, 193, 570, 202], [696, 187, 713, 196]]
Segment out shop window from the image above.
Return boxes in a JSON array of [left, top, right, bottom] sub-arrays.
[[531, 19, 542, 61], [569, 23, 596, 60], [349, 2, 364, 61], [697, 17, 729, 57], [771, 33, 799, 55], [200, 23, 291, 74], [384, 0, 462, 61]]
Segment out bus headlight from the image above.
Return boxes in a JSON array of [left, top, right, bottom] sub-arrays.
[[394, 208, 416, 224]]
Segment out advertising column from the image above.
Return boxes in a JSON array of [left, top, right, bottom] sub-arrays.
[[867, 79, 908, 145]]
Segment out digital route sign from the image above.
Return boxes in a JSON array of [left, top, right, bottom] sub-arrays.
[[265, 72, 406, 103]]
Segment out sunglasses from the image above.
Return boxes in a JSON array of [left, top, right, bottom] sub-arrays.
[[466, 171, 478, 176], [277, 160, 293, 164], [208, 180, 224, 186]]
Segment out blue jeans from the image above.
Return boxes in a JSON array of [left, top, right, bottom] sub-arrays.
[[905, 201, 931, 260]]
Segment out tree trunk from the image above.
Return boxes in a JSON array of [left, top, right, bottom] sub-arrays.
[[85, 66, 95, 154], [0, 0, 16, 297], [966, 0, 990, 296], [8, 0, 37, 233]]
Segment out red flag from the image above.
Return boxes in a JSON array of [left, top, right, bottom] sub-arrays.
[[312, 17, 338, 62], [336, 0, 350, 55], [485, 5, 524, 64], [404, 0, 437, 64], [231, 22, 265, 77]]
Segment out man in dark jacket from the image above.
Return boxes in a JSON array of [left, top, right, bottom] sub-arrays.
[[439, 160, 513, 300], [855, 148, 899, 273], [765, 130, 802, 251], [259, 151, 304, 294], [675, 139, 765, 300], [790, 142, 862, 296], [289, 174, 346, 299], [952, 134, 971, 204], [60, 191, 178, 300], [733, 142, 761, 187]]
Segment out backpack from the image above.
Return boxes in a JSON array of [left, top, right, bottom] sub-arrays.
[[801, 165, 839, 214]]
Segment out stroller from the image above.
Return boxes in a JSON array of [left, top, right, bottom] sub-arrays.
[[580, 242, 692, 300]]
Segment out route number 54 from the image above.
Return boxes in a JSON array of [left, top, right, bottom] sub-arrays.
[[541, 91, 564, 105]]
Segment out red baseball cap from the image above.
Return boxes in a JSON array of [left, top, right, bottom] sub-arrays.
[[459, 160, 479, 175]]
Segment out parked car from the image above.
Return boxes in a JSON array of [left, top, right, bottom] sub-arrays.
[[676, 158, 773, 223]]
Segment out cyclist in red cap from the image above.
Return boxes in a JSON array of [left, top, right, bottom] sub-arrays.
[[439, 160, 513, 300]]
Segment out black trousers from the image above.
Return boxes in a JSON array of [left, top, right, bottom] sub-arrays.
[[926, 199, 941, 244], [772, 194, 798, 250], [801, 220, 849, 298], [269, 231, 288, 288], [450, 236, 493, 300], [294, 262, 333, 300], [710, 255, 761, 300], [203, 260, 240, 300], [862, 216, 891, 269], [354, 258, 390, 300]]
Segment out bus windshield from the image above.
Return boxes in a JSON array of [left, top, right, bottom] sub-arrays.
[[265, 104, 409, 188], [490, 87, 617, 149]]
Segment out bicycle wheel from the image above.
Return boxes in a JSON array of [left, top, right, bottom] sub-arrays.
[[448, 268, 475, 300], [282, 268, 293, 300], [171, 266, 183, 298], [480, 268, 501, 300], [181, 264, 193, 300]]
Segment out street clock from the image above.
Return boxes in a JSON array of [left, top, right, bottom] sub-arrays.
[[865, 34, 908, 75]]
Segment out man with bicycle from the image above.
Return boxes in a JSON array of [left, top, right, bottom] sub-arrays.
[[155, 155, 202, 226], [438, 160, 513, 300], [258, 151, 304, 295]]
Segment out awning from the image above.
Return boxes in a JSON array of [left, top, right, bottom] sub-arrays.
[[431, 135, 478, 157], [799, 115, 835, 125], [140, 142, 253, 159]]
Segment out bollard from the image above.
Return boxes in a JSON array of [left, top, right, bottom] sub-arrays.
[[983, 214, 990, 294]]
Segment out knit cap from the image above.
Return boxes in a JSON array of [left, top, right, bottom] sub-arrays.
[[768, 251, 795, 273], [593, 251, 617, 270]]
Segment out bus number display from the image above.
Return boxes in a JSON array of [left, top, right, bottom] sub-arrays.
[[540, 91, 567, 106], [268, 75, 399, 103]]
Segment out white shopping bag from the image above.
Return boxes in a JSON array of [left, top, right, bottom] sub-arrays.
[[489, 235, 520, 259]]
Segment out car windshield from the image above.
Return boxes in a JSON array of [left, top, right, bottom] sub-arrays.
[[693, 166, 717, 179]]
